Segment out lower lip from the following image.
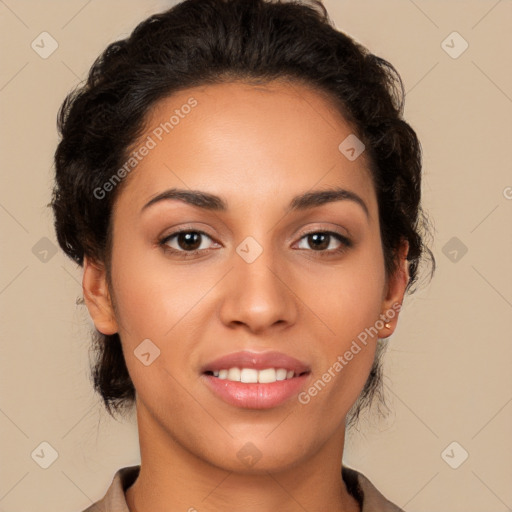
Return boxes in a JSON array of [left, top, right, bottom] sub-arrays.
[[202, 373, 310, 409]]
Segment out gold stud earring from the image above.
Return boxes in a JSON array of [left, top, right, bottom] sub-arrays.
[[384, 322, 391, 329]]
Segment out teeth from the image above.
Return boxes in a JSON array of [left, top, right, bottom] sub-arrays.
[[258, 368, 276, 383], [211, 367, 297, 383], [241, 368, 258, 383], [228, 367, 241, 381], [276, 368, 287, 381]]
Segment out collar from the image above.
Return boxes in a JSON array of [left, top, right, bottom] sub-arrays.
[[81, 464, 404, 511]]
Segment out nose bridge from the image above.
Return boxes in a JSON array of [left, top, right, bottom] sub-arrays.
[[236, 237, 279, 289], [219, 233, 298, 331]]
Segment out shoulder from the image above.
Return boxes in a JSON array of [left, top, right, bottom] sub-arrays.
[[343, 466, 406, 512], [79, 465, 140, 512]]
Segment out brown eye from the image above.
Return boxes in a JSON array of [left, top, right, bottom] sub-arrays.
[[160, 230, 216, 254], [175, 232, 202, 251], [295, 231, 352, 256], [305, 233, 330, 251]]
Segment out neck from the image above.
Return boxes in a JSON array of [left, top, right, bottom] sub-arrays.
[[125, 401, 360, 512]]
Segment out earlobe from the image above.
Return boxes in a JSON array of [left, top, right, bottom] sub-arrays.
[[379, 240, 410, 337], [82, 256, 118, 335]]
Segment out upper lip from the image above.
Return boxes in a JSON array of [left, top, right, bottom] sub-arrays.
[[201, 350, 311, 374]]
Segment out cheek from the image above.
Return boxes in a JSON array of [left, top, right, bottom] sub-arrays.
[[108, 246, 210, 389], [298, 290, 379, 426], [298, 252, 385, 408], [109, 243, 204, 339], [307, 253, 386, 342]]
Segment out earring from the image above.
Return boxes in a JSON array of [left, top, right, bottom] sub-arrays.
[[384, 322, 391, 329]]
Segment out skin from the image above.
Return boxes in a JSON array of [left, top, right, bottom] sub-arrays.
[[83, 80, 409, 512]]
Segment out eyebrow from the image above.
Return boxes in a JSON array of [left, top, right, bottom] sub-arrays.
[[141, 186, 369, 218]]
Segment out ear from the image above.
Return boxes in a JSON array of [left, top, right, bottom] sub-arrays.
[[82, 256, 118, 335], [378, 239, 410, 338]]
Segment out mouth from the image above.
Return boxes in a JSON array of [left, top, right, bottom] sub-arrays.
[[201, 351, 311, 409]]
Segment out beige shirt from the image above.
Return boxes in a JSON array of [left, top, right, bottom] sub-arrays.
[[81, 465, 404, 511]]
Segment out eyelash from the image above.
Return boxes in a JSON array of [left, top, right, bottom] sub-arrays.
[[158, 229, 353, 259]]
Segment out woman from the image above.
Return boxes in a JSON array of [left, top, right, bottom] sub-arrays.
[[52, 0, 434, 510]]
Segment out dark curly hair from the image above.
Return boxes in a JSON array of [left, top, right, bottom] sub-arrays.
[[51, 0, 435, 427]]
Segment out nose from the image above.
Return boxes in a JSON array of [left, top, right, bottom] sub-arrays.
[[218, 243, 299, 334]]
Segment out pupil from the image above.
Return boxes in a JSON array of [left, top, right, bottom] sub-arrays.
[[179, 232, 201, 251]]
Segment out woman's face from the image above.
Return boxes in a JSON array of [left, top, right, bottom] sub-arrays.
[[84, 80, 408, 472]]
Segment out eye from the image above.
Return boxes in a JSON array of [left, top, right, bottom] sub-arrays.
[[295, 231, 352, 256], [158, 229, 352, 259], [159, 230, 218, 257]]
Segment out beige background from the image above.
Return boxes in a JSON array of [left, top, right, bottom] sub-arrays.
[[0, 1, 511, 511]]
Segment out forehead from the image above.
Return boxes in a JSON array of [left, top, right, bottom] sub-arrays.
[[116, 80, 376, 217]]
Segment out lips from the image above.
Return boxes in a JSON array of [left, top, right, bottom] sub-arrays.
[[201, 350, 311, 375], [200, 350, 311, 409]]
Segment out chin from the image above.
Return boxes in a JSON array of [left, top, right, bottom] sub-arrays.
[[200, 436, 311, 475]]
